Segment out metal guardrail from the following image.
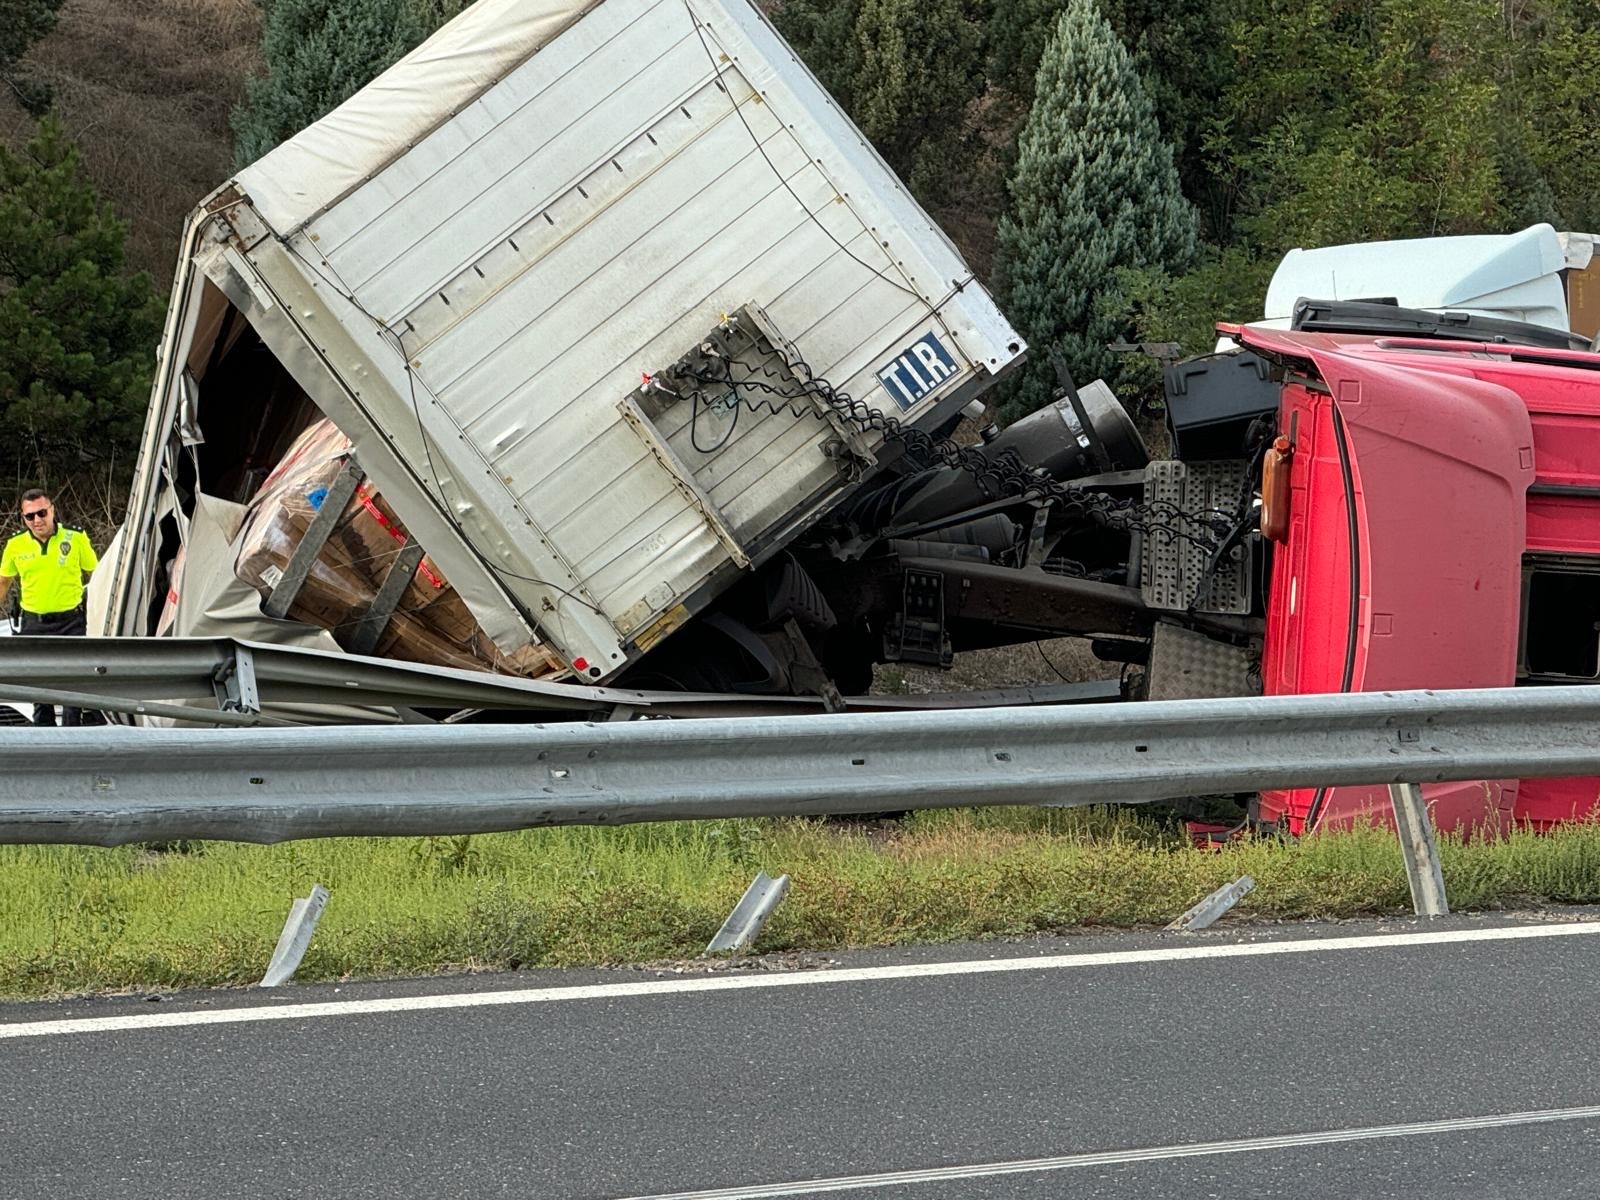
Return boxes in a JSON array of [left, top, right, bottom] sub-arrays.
[[0, 636, 637, 721], [0, 636, 1119, 724], [1, 685, 1597, 846]]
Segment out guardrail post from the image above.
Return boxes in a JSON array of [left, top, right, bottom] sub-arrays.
[[260, 885, 330, 986], [705, 872, 790, 955], [1166, 875, 1255, 932], [211, 645, 260, 715], [1388, 783, 1449, 917]]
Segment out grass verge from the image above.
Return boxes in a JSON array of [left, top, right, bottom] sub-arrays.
[[5, 807, 1600, 999]]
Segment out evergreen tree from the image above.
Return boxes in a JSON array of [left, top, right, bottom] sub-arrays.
[[776, 0, 986, 203], [772, 0, 865, 114], [232, 0, 470, 166], [1, 0, 69, 115], [0, 118, 162, 485], [987, 0, 1228, 232], [849, 0, 984, 196], [993, 0, 1196, 420]]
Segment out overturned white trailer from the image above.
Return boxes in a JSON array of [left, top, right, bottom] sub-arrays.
[[107, 0, 1023, 685]]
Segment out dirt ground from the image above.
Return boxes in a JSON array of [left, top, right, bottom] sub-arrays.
[[871, 636, 1119, 695]]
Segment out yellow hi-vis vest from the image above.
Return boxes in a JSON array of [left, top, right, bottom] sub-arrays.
[[0, 526, 98, 614]]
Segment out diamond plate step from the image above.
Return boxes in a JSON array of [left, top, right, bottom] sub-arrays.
[[1140, 460, 1251, 614], [1145, 622, 1257, 701]]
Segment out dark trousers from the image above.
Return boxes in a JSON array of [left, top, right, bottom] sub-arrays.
[[18, 607, 86, 726]]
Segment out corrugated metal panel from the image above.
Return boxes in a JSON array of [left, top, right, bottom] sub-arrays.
[[275, 0, 1021, 666], [311, 0, 693, 310], [232, 0, 591, 235]]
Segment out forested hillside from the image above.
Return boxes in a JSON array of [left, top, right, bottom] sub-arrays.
[[0, 0, 258, 509], [0, 0, 260, 281], [2, 0, 1596, 495]]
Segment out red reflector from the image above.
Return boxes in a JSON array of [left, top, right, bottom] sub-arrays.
[[572, 657, 589, 672]]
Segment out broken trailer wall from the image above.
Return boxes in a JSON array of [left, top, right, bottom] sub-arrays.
[[106, 227, 559, 682]]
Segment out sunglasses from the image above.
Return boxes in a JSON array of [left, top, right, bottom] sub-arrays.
[[22, 510, 49, 521]]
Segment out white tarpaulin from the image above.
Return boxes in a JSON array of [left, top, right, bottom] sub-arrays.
[[237, 0, 593, 234]]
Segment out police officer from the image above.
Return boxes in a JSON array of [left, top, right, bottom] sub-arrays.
[[0, 489, 98, 726]]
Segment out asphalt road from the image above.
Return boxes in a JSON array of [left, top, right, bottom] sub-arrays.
[[3, 915, 1599, 1199]]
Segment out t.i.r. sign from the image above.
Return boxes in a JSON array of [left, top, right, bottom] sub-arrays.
[[876, 333, 958, 411]]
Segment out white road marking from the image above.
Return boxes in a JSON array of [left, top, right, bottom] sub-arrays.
[[611, 1105, 1600, 1199], [2, 921, 1596, 1040]]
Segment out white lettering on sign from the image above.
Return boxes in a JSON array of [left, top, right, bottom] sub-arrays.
[[879, 361, 919, 408], [912, 341, 955, 384], [877, 334, 959, 411]]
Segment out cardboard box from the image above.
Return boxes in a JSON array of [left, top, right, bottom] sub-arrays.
[[1568, 260, 1600, 342]]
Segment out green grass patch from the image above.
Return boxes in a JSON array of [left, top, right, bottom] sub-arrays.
[[4, 808, 1600, 999]]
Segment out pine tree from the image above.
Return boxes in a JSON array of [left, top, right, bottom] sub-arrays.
[[0, 0, 69, 115], [993, 0, 1196, 420], [849, 0, 984, 195], [0, 118, 163, 485], [232, 0, 470, 166], [772, 0, 865, 114], [987, 0, 1228, 231]]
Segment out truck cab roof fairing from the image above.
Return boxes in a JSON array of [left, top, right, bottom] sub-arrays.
[[1264, 224, 1570, 331]]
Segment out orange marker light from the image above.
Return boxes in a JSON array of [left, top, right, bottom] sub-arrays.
[[1261, 435, 1293, 543]]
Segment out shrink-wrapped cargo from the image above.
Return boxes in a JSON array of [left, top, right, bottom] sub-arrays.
[[233, 420, 562, 678]]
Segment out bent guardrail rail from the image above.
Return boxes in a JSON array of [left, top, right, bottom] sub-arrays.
[[0, 635, 1120, 723]]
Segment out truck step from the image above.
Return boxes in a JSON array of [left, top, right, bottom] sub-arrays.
[[1140, 460, 1253, 615]]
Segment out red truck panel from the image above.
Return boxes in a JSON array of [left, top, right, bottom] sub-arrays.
[[1246, 331, 1540, 833], [1468, 352, 1600, 825]]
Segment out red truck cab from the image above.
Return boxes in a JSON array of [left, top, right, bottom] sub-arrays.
[[1239, 323, 1600, 832]]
